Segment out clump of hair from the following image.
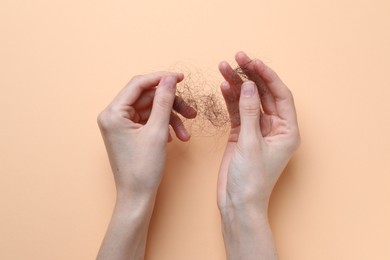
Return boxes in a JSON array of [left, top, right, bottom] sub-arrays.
[[175, 70, 230, 136], [169, 63, 250, 137]]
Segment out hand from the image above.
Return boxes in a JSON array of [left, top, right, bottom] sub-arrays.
[[217, 52, 300, 211], [97, 72, 196, 196], [217, 52, 300, 259], [96, 72, 196, 260]]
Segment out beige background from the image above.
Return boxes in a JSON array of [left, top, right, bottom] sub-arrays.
[[1, 0, 389, 259]]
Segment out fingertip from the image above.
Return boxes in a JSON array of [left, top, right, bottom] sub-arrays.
[[180, 106, 197, 119], [179, 133, 191, 142], [175, 72, 185, 82], [235, 51, 246, 59], [176, 126, 191, 142], [235, 51, 248, 61], [235, 51, 253, 67], [218, 61, 229, 72], [241, 80, 257, 98], [161, 74, 178, 90], [183, 135, 191, 142], [173, 96, 198, 119], [187, 109, 197, 119], [169, 112, 192, 142]]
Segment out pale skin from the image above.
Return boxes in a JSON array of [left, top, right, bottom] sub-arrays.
[[96, 51, 300, 260]]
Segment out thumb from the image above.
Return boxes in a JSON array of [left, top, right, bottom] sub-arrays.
[[239, 81, 262, 138], [147, 74, 177, 130]]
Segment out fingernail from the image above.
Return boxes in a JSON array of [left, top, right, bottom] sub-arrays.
[[242, 81, 255, 97]]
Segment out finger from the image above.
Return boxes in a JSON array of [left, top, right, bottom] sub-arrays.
[[136, 108, 152, 124], [170, 112, 191, 142], [220, 81, 240, 128], [218, 60, 250, 128], [147, 74, 177, 130], [133, 89, 155, 110], [235, 52, 278, 116], [219, 61, 243, 98], [253, 59, 298, 123], [139, 110, 192, 141], [133, 90, 197, 120], [168, 131, 173, 143], [113, 72, 184, 106], [238, 81, 262, 140], [173, 96, 197, 119]]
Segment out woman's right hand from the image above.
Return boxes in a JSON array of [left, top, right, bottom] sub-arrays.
[[97, 72, 196, 197], [97, 72, 196, 260]]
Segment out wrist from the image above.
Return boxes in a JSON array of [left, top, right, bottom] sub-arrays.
[[112, 189, 157, 226], [115, 188, 157, 212], [96, 183, 158, 260], [219, 190, 270, 216], [220, 202, 278, 260], [114, 168, 163, 199], [220, 201, 269, 230]]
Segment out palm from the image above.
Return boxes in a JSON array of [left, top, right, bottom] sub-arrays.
[[218, 113, 288, 206]]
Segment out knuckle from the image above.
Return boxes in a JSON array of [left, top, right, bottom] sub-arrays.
[[242, 103, 260, 117], [286, 129, 301, 152], [286, 89, 294, 100], [97, 109, 109, 129], [97, 107, 119, 131], [129, 74, 143, 84], [155, 93, 173, 110], [292, 131, 301, 150]]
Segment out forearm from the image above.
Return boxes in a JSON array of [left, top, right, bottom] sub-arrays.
[[220, 203, 278, 260], [97, 190, 157, 260]]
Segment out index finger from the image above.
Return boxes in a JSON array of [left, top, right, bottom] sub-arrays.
[[113, 71, 184, 106], [253, 60, 298, 123], [235, 52, 277, 116]]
